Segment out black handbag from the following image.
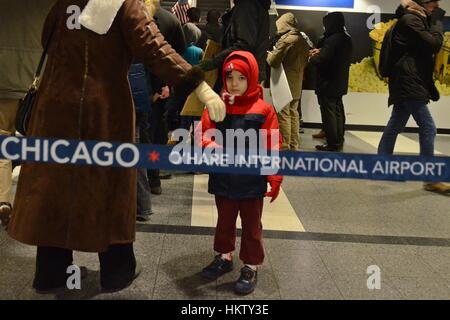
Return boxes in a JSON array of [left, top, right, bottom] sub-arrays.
[[15, 22, 56, 136]]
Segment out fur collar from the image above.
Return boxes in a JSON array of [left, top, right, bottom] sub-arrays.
[[400, 0, 427, 18], [79, 0, 126, 35]]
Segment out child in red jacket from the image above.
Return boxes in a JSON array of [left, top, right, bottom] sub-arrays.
[[197, 51, 283, 295]]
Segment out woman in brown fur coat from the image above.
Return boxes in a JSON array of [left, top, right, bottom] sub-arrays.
[[7, 0, 225, 292]]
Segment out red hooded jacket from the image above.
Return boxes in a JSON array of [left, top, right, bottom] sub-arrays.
[[196, 51, 282, 199]]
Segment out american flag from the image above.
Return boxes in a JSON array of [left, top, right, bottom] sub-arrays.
[[171, 2, 191, 25]]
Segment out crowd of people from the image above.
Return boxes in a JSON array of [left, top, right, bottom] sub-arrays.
[[0, 0, 449, 296]]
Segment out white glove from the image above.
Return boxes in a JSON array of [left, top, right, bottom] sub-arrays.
[[194, 81, 226, 122]]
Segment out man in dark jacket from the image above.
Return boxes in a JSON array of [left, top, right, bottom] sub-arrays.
[[199, 0, 271, 83], [203, 9, 223, 44], [378, 0, 450, 194], [146, 0, 188, 191], [310, 12, 353, 152]]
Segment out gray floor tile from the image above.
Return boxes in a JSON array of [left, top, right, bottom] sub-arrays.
[[0, 283, 28, 300], [318, 249, 378, 275], [267, 248, 329, 274], [417, 247, 450, 280], [264, 239, 316, 252], [371, 253, 436, 278], [0, 261, 35, 288], [152, 268, 216, 300], [331, 274, 402, 300], [0, 230, 8, 246], [389, 275, 450, 300], [167, 216, 191, 225], [275, 271, 343, 300], [159, 236, 215, 267], [314, 242, 423, 256]]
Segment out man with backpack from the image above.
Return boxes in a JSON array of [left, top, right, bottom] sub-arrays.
[[378, 0, 450, 194]]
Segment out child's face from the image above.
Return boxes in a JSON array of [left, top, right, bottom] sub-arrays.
[[225, 70, 248, 96]]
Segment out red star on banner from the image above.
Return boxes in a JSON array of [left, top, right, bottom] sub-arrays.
[[148, 151, 160, 162]]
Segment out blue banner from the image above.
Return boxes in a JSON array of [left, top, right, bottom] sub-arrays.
[[1, 135, 450, 182], [276, 0, 354, 8]]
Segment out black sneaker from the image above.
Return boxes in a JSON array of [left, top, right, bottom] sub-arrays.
[[201, 255, 233, 280], [234, 266, 257, 295]]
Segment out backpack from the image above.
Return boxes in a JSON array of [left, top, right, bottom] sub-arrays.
[[379, 22, 397, 78]]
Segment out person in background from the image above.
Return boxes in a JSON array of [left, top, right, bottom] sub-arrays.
[[378, 0, 450, 194], [166, 21, 204, 144], [203, 9, 223, 44], [128, 63, 155, 222], [145, 0, 187, 189], [0, 0, 55, 228], [180, 23, 204, 135], [186, 7, 208, 50], [267, 12, 310, 151], [183, 9, 203, 50], [197, 51, 282, 295], [309, 12, 352, 152], [199, 0, 271, 88]]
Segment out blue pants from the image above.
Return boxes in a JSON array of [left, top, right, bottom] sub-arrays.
[[378, 101, 437, 156]]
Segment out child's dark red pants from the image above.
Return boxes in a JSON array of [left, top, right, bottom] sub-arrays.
[[214, 195, 264, 265]]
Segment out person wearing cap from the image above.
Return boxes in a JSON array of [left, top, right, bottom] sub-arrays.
[[196, 51, 282, 295], [378, 0, 450, 194]]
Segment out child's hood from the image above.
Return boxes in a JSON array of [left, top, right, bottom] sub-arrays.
[[222, 51, 260, 95]]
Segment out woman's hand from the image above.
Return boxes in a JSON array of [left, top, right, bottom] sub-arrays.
[[194, 82, 226, 122]]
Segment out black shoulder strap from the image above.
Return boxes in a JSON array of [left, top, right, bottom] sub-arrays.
[[34, 18, 58, 79]]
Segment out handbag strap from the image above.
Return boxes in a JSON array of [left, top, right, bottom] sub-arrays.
[[32, 18, 58, 87]]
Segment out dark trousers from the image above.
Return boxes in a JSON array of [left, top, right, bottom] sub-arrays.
[[179, 116, 201, 132], [136, 113, 153, 216], [148, 99, 168, 188], [164, 92, 187, 132], [214, 196, 265, 265], [33, 244, 136, 291], [318, 95, 345, 147]]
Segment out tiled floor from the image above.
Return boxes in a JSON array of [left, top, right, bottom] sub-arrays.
[[1, 129, 450, 300]]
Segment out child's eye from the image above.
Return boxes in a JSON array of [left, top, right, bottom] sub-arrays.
[[239, 76, 246, 81]]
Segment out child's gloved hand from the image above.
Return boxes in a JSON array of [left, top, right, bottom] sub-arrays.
[[265, 175, 283, 203], [194, 82, 226, 122]]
